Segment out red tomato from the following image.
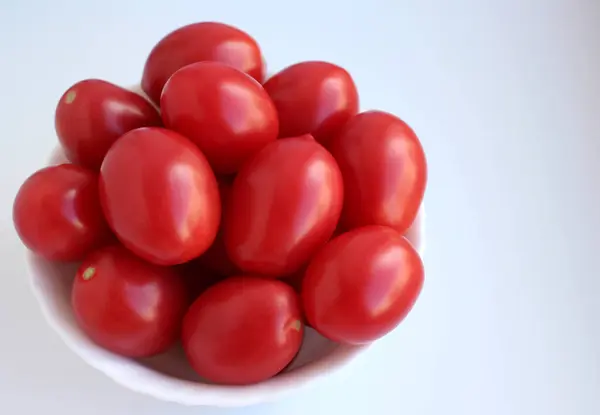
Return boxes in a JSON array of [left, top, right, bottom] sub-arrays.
[[182, 276, 303, 385], [142, 22, 264, 104], [280, 133, 315, 141], [329, 111, 427, 234], [161, 62, 278, 174], [72, 245, 188, 357], [99, 127, 220, 266], [263, 61, 359, 147], [13, 164, 111, 261], [224, 137, 343, 277], [194, 179, 240, 276], [55, 79, 161, 170], [302, 226, 424, 344]]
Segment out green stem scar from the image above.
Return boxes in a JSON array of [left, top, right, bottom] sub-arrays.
[[65, 90, 76, 104], [291, 319, 302, 332], [82, 267, 95, 280]]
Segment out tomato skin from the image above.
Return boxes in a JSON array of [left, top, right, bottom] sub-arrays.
[[99, 127, 220, 266], [263, 61, 358, 147], [182, 276, 303, 385], [224, 138, 343, 277], [72, 245, 188, 357], [142, 22, 264, 104], [161, 62, 278, 175], [194, 179, 240, 277], [329, 111, 427, 234], [302, 226, 423, 344], [55, 79, 161, 170], [13, 164, 111, 261]]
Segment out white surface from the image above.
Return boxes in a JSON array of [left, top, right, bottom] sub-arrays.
[[1, 0, 599, 414]]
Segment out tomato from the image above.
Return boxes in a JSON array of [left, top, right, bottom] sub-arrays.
[[72, 245, 188, 357], [302, 226, 424, 344], [13, 164, 111, 261], [329, 111, 427, 234], [55, 79, 161, 170], [224, 137, 343, 277], [99, 127, 220, 266], [194, 179, 240, 276], [280, 133, 314, 141], [142, 22, 264, 104], [182, 276, 303, 385], [161, 62, 278, 174], [263, 61, 358, 147]]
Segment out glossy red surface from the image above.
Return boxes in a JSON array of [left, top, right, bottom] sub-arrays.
[[224, 137, 343, 277], [194, 179, 240, 276], [302, 226, 424, 344], [182, 276, 303, 385], [263, 61, 359, 147], [13, 164, 111, 261], [99, 127, 220, 266], [55, 79, 161, 170], [142, 22, 264, 104], [329, 110, 427, 234], [72, 245, 188, 357], [161, 62, 278, 174]]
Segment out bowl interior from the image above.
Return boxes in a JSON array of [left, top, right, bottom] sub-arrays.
[[27, 146, 426, 406]]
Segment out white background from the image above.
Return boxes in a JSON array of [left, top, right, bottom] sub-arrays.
[[1, 0, 599, 414]]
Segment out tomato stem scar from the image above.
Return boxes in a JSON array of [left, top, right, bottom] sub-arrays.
[[82, 267, 95, 280], [65, 90, 76, 104]]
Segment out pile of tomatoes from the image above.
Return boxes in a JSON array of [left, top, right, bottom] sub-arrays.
[[13, 22, 427, 386]]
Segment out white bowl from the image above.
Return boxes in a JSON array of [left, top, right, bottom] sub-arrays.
[[25, 113, 426, 408]]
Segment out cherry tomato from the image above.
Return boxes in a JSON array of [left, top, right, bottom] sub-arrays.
[[161, 62, 278, 174], [194, 179, 240, 276], [302, 226, 424, 344], [72, 245, 188, 357], [99, 127, 220, 266], [55, 79, 161, 170], [142, 22, 264, 104], [329, 111, 427, 234], [224, 137, 343, 277], [263, 61, 359, 147], [182, 276, 303, 385], [13, 164, 111, 261]]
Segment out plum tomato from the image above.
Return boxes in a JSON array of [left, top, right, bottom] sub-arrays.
[[329, 110, 427, 234], [55, 79, 161, 170], [142, 22, 265, 104], [224, 137, 343, 277], [161, 62, 278, 174], [182, 276, 303, 385], [263, 61, 358, 147], [194, 178, 240, 277], [99, 127, 220, 266], [302, 226, 424, 344], [13, 164, 111, 261], [72, 245, 188, 357]]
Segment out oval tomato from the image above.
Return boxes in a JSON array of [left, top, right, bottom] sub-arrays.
[[161, 62, 278, 174], [13, 164, 111, 261], [302, 226, 424, 344], [182, 276, 303, 385], [224, 137, 343, 277], [142, 22, 264, 104], [263, 61, 359, 147], [194, 178, 240, 276], [55, 79, 161, 170], [329, 111, 427, 234], [99, 127, 220, 266], [72, 245, 188, 357]]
